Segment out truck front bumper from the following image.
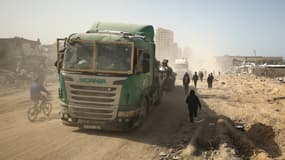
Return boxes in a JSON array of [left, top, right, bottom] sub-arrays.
[[60, 103, 139, 131]]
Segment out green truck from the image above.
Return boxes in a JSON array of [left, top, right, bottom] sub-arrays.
[[56, 22, 164, 130]]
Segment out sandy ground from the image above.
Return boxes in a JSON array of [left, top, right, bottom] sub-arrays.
[[0, 74, 284, 160], [191, 74, 285, 160]]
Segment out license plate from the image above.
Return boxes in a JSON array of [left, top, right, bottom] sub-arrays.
[[83, 125, 102, 130], [78, 119, 105, 124]]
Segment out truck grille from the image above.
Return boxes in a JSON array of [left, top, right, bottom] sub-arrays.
[[66, 82, 121, 120]]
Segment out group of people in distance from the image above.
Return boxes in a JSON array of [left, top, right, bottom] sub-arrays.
[[182, 71, 215, 94], [183, 71, 217, 123]]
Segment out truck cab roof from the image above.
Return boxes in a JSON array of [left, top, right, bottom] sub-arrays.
[[87, 22, 154, 42], [68, 22, 155, 49]]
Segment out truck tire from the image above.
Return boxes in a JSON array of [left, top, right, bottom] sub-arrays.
[[133, 97, 148, 128], [154, 89, 162, 106]]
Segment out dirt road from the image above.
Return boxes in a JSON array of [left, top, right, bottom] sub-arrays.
[[0, 74, 284, 160], [0, 80, 191, 160]]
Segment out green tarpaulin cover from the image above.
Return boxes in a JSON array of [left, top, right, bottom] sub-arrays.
[[87, 22, 154, 41]]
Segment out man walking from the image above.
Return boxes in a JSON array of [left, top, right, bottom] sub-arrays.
[[199, 71, 204, 82], [183, 72, 190, 94], [192, 72, 199, 88], [207, 73, 214, 89], [186, 90, 202, 123]]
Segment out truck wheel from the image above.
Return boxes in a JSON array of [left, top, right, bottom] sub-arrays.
[[154, 89, 162, 105], [133, 97, 148, 128]]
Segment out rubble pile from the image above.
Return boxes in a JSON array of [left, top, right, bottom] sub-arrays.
[[0, 37, 56, 88]]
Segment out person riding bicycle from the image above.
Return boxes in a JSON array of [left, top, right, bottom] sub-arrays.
[[30, 77, 49, 107]]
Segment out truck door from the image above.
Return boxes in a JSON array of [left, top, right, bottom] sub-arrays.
[[135, 49, 151, 89], [56, 38, 66, 73]]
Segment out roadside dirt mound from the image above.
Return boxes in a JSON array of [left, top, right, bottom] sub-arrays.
[[246, 123, 281, 158], [196, 74, 285, 159]]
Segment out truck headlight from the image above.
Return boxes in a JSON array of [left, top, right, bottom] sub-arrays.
[[64, 76, 74, 81]]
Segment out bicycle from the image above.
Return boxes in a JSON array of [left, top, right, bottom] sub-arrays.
[[27, 96, 52, 122]]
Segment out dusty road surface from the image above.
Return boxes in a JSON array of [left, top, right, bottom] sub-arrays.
[[0, 79, 190, 160], [0, 74, 284, 160]]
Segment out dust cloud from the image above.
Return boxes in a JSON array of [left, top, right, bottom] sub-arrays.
[[187, 53, 220, 73]]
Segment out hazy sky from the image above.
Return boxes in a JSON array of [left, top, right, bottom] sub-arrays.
[[1, 0, 285, 57]]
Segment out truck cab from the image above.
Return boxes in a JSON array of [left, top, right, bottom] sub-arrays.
[[57, 22, 163, 130]]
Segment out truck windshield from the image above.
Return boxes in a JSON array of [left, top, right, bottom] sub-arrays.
[[96, 43, 132, 72], [63, 41, 133, 74], [63, 42, 94, 70]]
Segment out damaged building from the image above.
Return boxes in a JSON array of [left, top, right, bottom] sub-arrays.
[[0, 37, 52, 84], [216, 55, 283, 70], [252, 65, 285, 78], [216, 55, 285, 77], [155, 27, 182, 64], [0, 37, 48, 72]]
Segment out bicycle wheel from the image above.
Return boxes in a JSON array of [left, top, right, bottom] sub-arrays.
[[42, 103, 52, 117], [27, 107, 38, 122]]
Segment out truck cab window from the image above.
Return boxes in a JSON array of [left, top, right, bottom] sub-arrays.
[[63, 42, 93, 70], [142, 53, 150, 73], [136, 49, 150, 73], [95, 43, 132, 72]]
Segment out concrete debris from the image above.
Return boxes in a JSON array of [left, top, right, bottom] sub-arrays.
[[159, 152, 167, 157], [168, 148, 174, 153], [234, 123, 245, 132], [159, 139, 188, 160], [172, 156, 181, 160], [277, 77, 285, 83]]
